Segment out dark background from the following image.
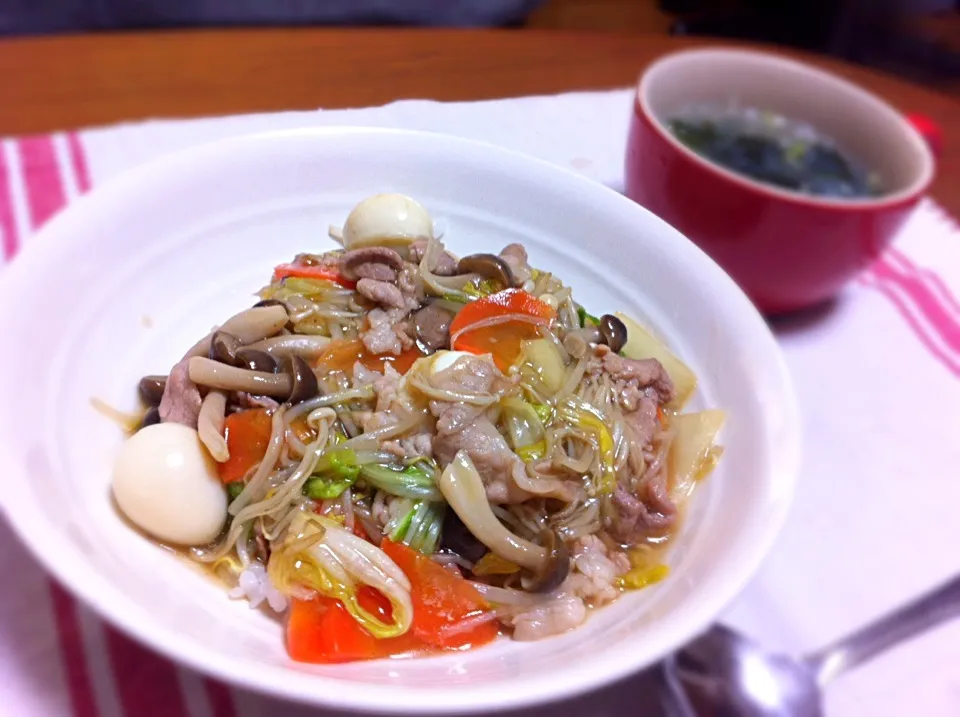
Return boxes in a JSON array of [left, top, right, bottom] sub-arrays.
[[1, 0, 958, 91], [530, 0, 960, 91]]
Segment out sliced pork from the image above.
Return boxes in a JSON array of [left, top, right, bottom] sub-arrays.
[[158, 357, 202, 427], [361, 308, 415, 355], [425, 355, 535, 503], [339, 246, 404, 282], [356, 278, 406, 309], [507, 594, 587, 642], [564, 535, 630, 607], [597, 345, 675, 405], [499, 243, 533, 286], [410, 238, 458, 276]]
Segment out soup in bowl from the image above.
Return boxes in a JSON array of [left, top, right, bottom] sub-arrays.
[[626, 48, 936, 314]]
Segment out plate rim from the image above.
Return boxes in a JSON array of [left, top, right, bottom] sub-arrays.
[[0, 126, 801, 713]]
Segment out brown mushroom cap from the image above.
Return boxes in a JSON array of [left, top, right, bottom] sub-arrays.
[[457, 253, 516, 289], [252, 298, 288, 311], [412, 302, 455, 353], [209, 331, 242, 365], [599, 314, 628, 354], [138, 406, 161, 431], [235, 348, 278, 374], [286, 355, 319, 405], [137, 375, 167, 407], [523, 529, 571, 593], [440, 511, 488, 564]]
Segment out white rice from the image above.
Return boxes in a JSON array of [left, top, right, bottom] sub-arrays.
[[228, 562, 288, 613]]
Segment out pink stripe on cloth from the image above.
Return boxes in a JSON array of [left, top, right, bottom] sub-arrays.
[[68, 132, 92, 193], [871, 257, 960, 358], [885, 247, 960, 319], [105, 626, 189, 717], [861, 271, 960, 379], [19, 136, 66, 229], [0, 144, 17, 261], [50, 583, 100, 717], [15, 132, 102, 717]]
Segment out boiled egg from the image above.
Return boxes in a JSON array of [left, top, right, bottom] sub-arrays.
[[342, 193, 433, 250], [430, 350, 475, 375], [112, 423, 227, 546]]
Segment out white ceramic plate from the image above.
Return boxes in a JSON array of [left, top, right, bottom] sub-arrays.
[[0, 128, 799, 713]]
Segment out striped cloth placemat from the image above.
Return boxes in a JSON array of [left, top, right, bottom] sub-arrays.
[[2, 90, 960, 717]]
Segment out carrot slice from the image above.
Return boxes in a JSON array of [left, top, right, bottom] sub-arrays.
[[218, 408, 273, 484], [272, 263, 356, 289]]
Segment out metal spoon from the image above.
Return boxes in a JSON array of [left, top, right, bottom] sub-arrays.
[[663, 574, 960, 716]]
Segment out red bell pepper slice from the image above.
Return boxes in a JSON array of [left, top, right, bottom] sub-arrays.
[[272, 262, 356, 289]]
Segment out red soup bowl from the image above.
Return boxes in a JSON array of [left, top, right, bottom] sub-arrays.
[[626, 48, 936, 314]]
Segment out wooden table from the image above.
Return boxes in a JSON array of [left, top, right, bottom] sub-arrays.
[[1, 29, 957, 216]]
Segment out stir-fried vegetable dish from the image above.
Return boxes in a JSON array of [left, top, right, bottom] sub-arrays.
[[111, 193, 725, 662]]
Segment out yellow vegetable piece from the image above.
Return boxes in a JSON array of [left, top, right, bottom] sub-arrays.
[[472, 552, 521, 576], [619, 563, 670, 591], [517, 440, 547, 463], [211, 555, 243, 576], [669, 409, 726, 499]]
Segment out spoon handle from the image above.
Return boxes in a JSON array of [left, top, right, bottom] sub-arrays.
[[805, 574, 960, 685]]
